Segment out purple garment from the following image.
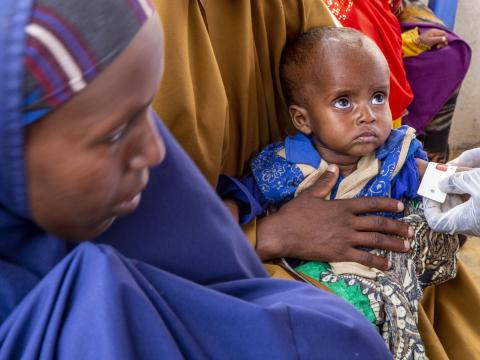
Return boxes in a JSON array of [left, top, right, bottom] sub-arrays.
[[401, 23, 471, 135]]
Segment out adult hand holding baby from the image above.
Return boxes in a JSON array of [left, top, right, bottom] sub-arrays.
[[425, 148, 480, 236], [256, 165, 412, 271]]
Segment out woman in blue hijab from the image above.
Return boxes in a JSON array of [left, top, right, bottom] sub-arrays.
[[0, 0, 391, 358]]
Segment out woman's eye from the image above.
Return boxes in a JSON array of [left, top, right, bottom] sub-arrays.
[[103, 105, 150, 145], [372, 93, 385, 105], [106, 123, 129, 144], [333, 97, 351, 109]]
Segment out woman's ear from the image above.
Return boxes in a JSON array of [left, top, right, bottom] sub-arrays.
[[289, 105, 312, 135]]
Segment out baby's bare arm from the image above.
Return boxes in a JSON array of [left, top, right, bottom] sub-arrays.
[[415, 158, 471, 179]]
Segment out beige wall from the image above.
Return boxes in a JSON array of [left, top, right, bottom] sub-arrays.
[[449, 0, 480, 151]]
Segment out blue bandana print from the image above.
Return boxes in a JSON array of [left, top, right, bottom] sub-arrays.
[[250, 142, 305, 206], [251, 126, 427, 216]]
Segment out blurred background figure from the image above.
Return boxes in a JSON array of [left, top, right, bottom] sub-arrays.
[[153, 1, 480, 359], [429, 0, 458, 29], [399, 0, 470, 163]]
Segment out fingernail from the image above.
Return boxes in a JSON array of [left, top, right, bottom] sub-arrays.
[[404, 240, 410, 251], [327, 164, 337, 173], [408, 227, 414, 238], [397, 202, 404, 211], [387, 260, 392, 270]]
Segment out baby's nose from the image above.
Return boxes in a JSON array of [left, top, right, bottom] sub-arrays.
[[357, 105, 376, 124]]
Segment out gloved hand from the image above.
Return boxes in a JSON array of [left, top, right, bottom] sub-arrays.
[[448, 148, 480, 168], [424, 168, 480, 236]]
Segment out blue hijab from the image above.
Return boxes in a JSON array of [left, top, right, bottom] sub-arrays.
[[0, 1, 391, 358]]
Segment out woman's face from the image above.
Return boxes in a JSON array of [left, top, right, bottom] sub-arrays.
[[25, 15, 165, 241]]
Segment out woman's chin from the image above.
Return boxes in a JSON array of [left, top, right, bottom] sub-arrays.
[[50, 216, 117, 242]]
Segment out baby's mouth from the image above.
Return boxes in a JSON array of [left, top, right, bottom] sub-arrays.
[[355, 130, 378, 143]]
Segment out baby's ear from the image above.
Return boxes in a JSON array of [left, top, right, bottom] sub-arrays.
[[289, 105, 312, 135]]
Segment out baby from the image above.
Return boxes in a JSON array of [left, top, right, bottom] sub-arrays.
[[223, 27, 460, 359]]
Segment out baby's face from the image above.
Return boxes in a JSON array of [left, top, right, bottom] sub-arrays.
[[299, 40, 392, 165]]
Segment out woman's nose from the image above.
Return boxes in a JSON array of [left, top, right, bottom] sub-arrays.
[[129, 114, 166, 171]]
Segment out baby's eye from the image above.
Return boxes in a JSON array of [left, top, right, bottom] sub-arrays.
[[333, 97, 351, 109], [372, 92, 386, 105]]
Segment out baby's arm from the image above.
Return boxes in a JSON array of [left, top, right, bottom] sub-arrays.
[[415, 158, 471, 179], [415, 158, 472, 204], [218, 172, 271, 225], [218, 143, 300, 224], [415, 158, 428, 178]]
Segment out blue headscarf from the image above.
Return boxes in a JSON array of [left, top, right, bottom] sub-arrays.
[[0, 0, 391, 358], [22, 0, 155, 124]]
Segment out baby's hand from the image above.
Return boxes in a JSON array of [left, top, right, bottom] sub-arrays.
[[420, 29, 448, 49]]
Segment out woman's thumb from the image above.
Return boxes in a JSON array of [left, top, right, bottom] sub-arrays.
[[309, 164, 339, 198]]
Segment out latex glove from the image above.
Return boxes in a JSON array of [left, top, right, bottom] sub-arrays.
[[449, 148, 480, 168], [424, 169, 480, 236]]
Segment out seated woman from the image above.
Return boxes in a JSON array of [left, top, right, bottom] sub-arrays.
[[0, 0, 391, 358], [153, 1, 480, 358], [220, 27, 460, 359], [398, 0, 471, 163]]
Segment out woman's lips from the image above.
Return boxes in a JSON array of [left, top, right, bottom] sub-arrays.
[[111, 171, 149, 217], [111, 192, 142, 216]]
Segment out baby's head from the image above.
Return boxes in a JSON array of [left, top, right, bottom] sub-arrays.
[[280, 27, 392, 165]]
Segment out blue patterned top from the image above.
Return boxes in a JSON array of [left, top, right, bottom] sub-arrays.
[[218, 126, 427, 224]]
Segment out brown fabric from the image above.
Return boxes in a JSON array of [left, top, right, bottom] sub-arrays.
[[153, 1, 480, 357], [154, 0, 337, 185], [417, 296, 450, 360], [265, 260, 333, 293], [299, 273, 334, 293], [420, 261, 480, 359], [241, 217, 257, 249]]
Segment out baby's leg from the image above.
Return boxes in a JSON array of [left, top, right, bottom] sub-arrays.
[[402, 200, 460, 286]]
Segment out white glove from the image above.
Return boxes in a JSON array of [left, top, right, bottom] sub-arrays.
[[448, 148, 480, 168], [424, 169, 480, 236]]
